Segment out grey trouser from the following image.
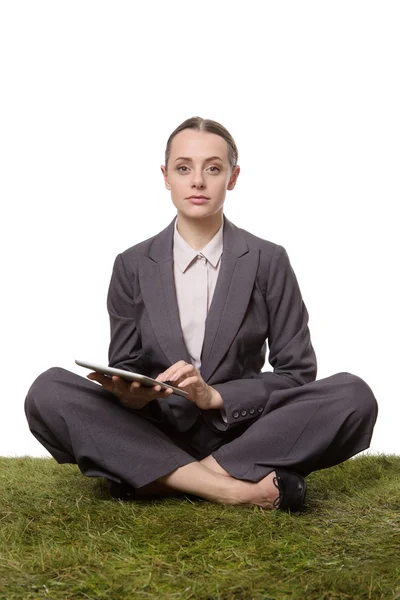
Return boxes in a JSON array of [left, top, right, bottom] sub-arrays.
[[24, 368, 378, 488]]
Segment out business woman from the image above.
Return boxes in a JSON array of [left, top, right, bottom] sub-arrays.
[[25, 116, 378, 512]]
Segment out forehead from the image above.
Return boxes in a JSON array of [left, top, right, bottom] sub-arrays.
[[170, 129, 229, 161]]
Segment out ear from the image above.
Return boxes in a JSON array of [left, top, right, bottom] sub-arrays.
[[160, 165, 171, 190], [227, 165, 240, 191]]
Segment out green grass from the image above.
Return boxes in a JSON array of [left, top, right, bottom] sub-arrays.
[[1, 455, 399, 600]]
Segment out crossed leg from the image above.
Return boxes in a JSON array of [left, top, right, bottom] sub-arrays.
[[24, 367, 280, 508], [134, 457, 279, 508], [133, 371, 378, 506], [25, 367, 377, 510]]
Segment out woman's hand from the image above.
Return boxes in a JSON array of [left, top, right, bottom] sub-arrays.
[[155, 360, 223, 411], [86, 372, 174, 410]]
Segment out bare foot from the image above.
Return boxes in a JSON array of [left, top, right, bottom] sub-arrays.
[[136, 470, 280, 508], [231, 471, 280, 509], [198, 458, 279, 509], [126, 462, 280, 509]]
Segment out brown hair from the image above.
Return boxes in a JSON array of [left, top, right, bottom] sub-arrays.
[[164, 116, 239, 173]]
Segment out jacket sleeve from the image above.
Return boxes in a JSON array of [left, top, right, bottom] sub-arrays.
[[107, 253, 145, 372], [204, 244, 317, 432], [106, 253, 164, 421]]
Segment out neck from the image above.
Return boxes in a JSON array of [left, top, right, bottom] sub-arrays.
[[176, 210, 224, 251]]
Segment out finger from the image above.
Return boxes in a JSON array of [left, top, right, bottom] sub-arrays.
[[87, 371, 104, 381], [155, 388, 173, 398], [157, 363, 187, 381], [87, 372, 111, 386], [160, 371, 178, 383], [87, 373, 114, 394], [112, 376, 131, 386], [177, 376, 197, 387], [111, 376, 130, 396], [153, 384, 172, 393], [171, 365, 195, 381], [151, 385, 173, 397], [155, 374, 169, 383]]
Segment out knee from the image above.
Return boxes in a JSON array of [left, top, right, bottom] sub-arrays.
[[338, 372, 378, 424], [25, 366, 71, 415]]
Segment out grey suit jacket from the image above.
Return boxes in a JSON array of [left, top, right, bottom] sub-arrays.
[[107, 214, 317, 433]]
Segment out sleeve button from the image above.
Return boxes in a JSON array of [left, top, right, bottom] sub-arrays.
[[233, 411, 240, 419], [241, 409, 247, 417], [257, 406, 263, 413], [249, 407, 255, 415]]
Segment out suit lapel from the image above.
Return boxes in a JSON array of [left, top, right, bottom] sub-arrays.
[[139, 214, 259, 383]]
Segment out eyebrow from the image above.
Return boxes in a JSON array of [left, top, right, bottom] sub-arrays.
[[174, 156, 223, 163]]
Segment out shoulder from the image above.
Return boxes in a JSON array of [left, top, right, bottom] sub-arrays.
[[228, 220, 294, 294], [228, 219, 288, 264], [112, 228, 163, 274], [235, 222, 280, 252], [120, 236, 156, 261]]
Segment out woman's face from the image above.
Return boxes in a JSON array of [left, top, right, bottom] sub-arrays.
[[161, 129, 240, 220]]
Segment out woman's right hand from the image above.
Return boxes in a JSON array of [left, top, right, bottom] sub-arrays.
[[86, 372, 174, 410]]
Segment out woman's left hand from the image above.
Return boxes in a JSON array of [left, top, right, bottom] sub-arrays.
[[156, 361, 223, 411]]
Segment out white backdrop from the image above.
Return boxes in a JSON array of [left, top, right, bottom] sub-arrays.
[[1, 1, 399, 458]]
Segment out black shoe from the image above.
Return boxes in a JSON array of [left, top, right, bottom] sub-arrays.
[[106, 479, 136, 501], [272, 469, 307, 513]]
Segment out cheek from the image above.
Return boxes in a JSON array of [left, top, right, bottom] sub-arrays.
[[169, 181, 184, 195], [216, 181, 229, 194], [171, 176, 185, 188]]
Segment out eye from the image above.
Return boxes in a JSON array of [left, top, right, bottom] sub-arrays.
[[176, 165, 220, 173]]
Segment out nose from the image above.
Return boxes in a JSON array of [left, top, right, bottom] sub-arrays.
[[191, 168, 206, 188]]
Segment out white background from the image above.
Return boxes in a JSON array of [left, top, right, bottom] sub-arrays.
[[0, 1, 399, 458]]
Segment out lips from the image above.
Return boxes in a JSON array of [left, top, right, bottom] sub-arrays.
[[188, 196, 209, 205]]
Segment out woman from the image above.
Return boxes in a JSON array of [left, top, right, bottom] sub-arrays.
[[25, 116, 378, 512]]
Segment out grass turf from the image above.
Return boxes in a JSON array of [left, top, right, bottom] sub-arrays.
[[0, 454, 399, 599]]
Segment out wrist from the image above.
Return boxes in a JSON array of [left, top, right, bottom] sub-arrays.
[[209, 386, 224, 410]]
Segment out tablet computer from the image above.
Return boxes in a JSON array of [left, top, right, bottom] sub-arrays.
[[75, 359, 190, 398]]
